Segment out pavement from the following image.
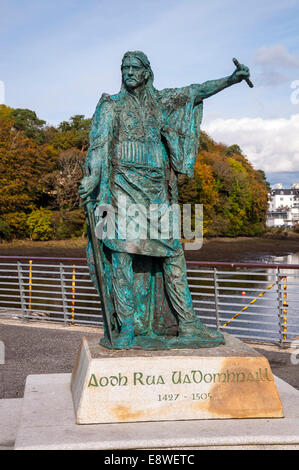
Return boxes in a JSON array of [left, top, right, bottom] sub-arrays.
[[0, 317, 100, 399]]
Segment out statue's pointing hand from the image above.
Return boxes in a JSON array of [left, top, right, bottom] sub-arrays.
[[231, 58, 253, 87], [232, 63, 250, 83]]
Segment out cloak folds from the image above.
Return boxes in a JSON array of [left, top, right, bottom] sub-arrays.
[[84, 84, 204, 340]]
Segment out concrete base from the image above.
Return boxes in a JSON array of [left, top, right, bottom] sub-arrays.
[[71, 334, 283, 424], [14, 373, 299, 450]]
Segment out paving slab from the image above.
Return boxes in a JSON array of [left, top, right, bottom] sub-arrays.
[[13, 373, 299, 450], [0, 398, 23, 450]]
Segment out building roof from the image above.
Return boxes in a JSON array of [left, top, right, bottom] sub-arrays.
[[271, 188, 299, 196]]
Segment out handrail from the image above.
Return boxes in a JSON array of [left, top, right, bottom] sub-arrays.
[[1, 256, 299, 270]]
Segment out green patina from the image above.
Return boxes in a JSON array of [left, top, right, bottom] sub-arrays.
[[79, 51, 252, 350]]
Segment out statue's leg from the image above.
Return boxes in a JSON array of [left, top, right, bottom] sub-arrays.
[[111, 251, 135, 348], [163, 250, 224, 341]]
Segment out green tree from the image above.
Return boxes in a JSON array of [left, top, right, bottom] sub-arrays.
[[27, 208, 54, 241], [10, 108, 46, 144]]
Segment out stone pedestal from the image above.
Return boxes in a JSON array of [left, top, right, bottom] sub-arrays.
[[71, 333, 283, 424]]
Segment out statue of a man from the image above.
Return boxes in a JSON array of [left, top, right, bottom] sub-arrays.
[[79, 51, 251, 350]]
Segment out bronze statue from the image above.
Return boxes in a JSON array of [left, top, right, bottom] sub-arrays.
[[79, 51, 251, 350]]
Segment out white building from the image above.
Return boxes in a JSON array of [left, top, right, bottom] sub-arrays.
[[267, 185, 299, 227]]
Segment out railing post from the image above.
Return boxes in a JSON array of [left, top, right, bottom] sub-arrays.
[[276, 267, 285, 348], [17, 261, 28, 321], [60, 263, 69, 326], [213, 267, 220, 331]]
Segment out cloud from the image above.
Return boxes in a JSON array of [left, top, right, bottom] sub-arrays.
[[254, 45, 299, 87], [255, 45, 299, 68], [203, 114, 299, 172]]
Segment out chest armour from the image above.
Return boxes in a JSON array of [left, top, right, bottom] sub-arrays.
[[113, 96, 163, 169]]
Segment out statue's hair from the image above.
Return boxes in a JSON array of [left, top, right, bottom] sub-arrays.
[[121, 50, 154, 88]]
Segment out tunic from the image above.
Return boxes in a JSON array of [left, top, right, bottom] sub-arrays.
[[86, 84, 203, 257]]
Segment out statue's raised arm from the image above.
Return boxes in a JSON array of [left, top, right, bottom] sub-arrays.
[[194, 59, 251, 104]]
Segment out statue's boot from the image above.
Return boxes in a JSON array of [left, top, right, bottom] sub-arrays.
[[112, 320, 135, 349]]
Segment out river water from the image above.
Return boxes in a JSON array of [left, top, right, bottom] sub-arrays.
[[190, 251, 299, 343]]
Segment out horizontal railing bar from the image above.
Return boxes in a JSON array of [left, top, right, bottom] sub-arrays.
[[64, 305, 101, 312], [187, 260, 299, 269], [0, 282, 19, 286], [20, 277, 62, 282], [190, 285, 277, 293], [217, 302, 277, 310], [195, 316, 217, 321], [23, 296, 64, 302], [22, 314, 64, 321], [65, 312, 101, 319], [188, 269, 275, 277], [209, 270, 275, 276], [63, 291, 98, 297], [218, 309, 278, 317], [25, 302, 63, 309], [64, 285, 96, 291], [66, 318, 102, 325], [21, 270, 90, 277], [214, 286, 277, 292], [0, 289, 21, 293], [188, 284, 215, 289], [277, 277, 299, 287], [1, 256, 299, 270], [22, 288, 62, 294], [0, 256, 87, 263], [219, 316, 279, 326], [20, 282, 62, 288], [218, 294, 276, 300], [223, 333, 279, 342], [217, 279, 277, 285], [220, 324, 279, 333], [198, 323, 216, 329], [65, 298, 101, 305], [25, 306, 101, 316], [20, 265, 88, 271], [21, 264, 89, 270], [194, 308, 216, 313], [190, 292, 215, 297], [187, 270, 214, 275], [221, 312, 278, 320], [22, 295, 101, 305]]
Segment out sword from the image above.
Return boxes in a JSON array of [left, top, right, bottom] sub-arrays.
[[81, 168, 114, 346], [232, 58, 254, 88]]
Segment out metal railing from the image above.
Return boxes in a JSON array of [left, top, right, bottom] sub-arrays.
[[0, 256, 298, 347]]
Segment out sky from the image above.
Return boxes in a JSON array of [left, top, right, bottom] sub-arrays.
[[1, 0, 299, 179]]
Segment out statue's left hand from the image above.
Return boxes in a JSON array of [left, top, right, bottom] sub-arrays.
[[78, 175, 98, 201]]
